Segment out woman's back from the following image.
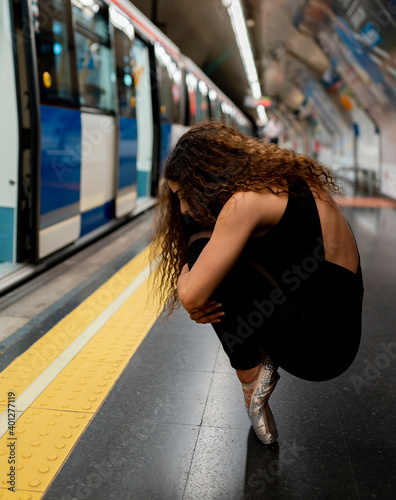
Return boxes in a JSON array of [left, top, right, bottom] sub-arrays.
[[314, 194, 359, 274], [248, 183, 359, 276]]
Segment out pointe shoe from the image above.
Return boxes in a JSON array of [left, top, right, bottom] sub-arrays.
[[241, 354, 280, 445]]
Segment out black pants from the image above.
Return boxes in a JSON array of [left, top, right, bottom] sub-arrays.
[[187, 237, 363, 382]]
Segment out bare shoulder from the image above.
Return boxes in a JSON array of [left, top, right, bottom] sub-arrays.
[[314, 192, 359, 273], [222, 189, 288, 225], [221, 189, 288, 239]]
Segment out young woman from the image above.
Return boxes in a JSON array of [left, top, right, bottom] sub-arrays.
[[151, 121, 364, 445]]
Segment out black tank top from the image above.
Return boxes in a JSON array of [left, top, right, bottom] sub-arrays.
[[245, 180, 363, 301]]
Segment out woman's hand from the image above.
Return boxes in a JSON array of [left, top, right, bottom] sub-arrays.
[[189, 301, 224, 324]]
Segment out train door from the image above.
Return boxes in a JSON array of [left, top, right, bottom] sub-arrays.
[[0, 1, 19, 268], [15, 0, 82, 261], [110, 6, 138, 217], [132, 38, 154, 199], [71, 0, 117, 236]]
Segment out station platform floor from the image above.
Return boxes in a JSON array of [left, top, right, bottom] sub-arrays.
[[0, 184, 396, 500]]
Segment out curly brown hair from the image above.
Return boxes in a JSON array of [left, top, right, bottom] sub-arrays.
[[151, 120, 342, 316]]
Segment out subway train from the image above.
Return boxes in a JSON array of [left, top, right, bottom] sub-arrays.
[[0, 0, 252, 289]]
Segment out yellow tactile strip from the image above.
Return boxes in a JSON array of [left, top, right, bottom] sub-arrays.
[[0, 408, 92, 494], [31, 278, 161, 414], [0, 490, 42, 500], [0, 247, 163, 499], [0, 249, 149, 401], [29, 360, 124, 414]]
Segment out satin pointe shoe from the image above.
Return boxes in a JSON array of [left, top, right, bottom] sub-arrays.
[[241, 354, 280, 445]]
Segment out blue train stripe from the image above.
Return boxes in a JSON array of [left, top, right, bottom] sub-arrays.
[[118, 117, 138, 189], [80, 200, 115, 237], [160, 122, 172, 174], [39, 105, 82, 227]]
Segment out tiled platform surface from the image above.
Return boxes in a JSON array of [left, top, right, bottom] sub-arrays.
[[38, 195, 396, 500]]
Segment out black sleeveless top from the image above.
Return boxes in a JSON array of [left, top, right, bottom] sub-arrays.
[[245, 180, 364, 309]]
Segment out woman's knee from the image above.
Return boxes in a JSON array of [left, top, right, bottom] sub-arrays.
[[236, 365, 260, 384]]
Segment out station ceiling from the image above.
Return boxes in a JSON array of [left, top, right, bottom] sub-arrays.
[[129, 0, 329, 122], [130, 0, 396, 127]]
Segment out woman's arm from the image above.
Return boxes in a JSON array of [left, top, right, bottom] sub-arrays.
[[177, 190, 285, 312]]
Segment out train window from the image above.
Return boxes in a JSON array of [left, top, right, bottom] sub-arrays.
[[155, 45, 183, 124], [186, 72, 197, 125], [219, 101, 228, 124], [72, 0, 110, 42], [34, 0, 79, 106], [74, 33, 115, 110], [209, 89, 222, 122], [221, 102, 233, 126], [72, 0, 116, 111], [110, 7, 136, 118], [197, 80, 209, 122]]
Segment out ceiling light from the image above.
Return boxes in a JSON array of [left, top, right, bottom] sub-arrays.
[[257, 105, 267, 124], [223, 0, 262, 99], [209, 89, 217, 101]]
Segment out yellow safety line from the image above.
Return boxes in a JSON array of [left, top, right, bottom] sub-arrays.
[[0, 249, 149, 401], [0, 247, 164, 499]]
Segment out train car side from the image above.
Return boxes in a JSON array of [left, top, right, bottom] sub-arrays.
[[0, 0, 252, 286]]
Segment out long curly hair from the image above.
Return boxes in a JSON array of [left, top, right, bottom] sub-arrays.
[[151, 120, 342, 316]]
